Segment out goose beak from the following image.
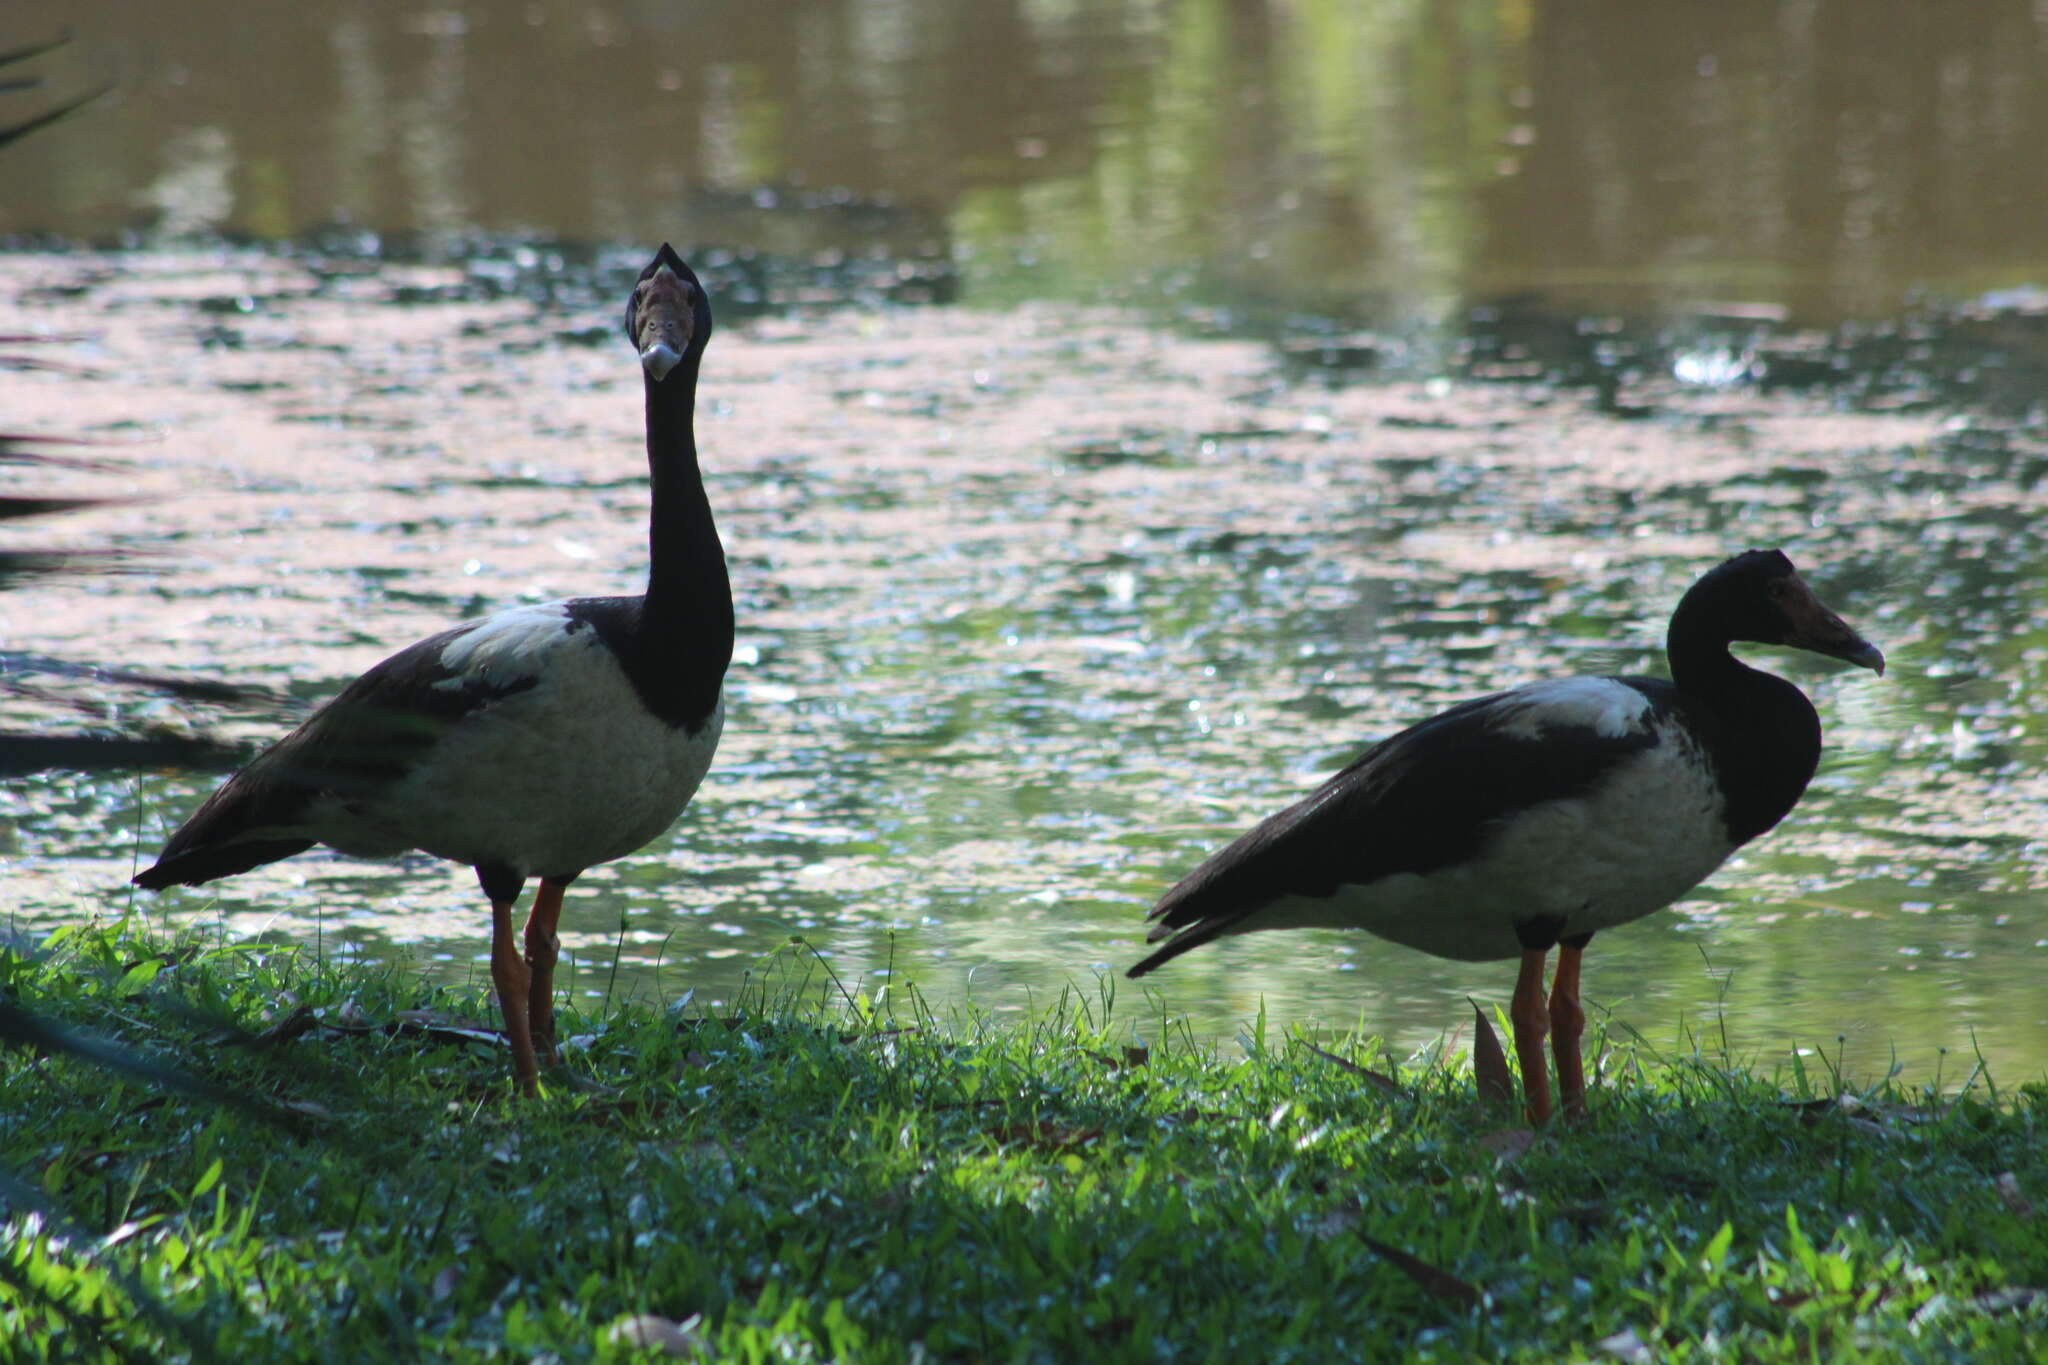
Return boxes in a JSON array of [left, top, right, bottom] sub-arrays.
[[1838, 638, 1886, 676], [641, 340, 682, 381], [631, 263, 695, 382], [1843, 642, 1884, 679], [1780, 575, 1885, 676]]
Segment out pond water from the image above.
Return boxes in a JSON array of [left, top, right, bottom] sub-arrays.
[[3, 3, 2046, 1087]]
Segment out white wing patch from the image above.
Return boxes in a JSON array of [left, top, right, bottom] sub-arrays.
[[434, 602, 580, 692], [1485, 677, 1652, 742]]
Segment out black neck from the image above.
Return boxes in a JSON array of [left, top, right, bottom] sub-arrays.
[[634, 350, 734, 729], [1667, 614, 1822, 846]]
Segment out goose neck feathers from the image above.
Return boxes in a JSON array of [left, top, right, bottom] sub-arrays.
[[622, 247, 734, 731]]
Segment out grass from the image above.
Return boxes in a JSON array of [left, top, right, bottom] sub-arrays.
[[2, 924, 2044, 1362]]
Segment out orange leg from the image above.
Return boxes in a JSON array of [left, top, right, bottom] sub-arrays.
[[1549, 939, 1588, 1121], [489, 892, 540, 1097], [522, 876, 573, 1067], [1509, 947, 1553, 1124]]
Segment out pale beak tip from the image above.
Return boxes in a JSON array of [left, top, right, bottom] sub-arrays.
[[641, 342, 681, 381]]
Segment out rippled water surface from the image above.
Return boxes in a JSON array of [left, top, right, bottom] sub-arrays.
[[5, 2, 2048, 1086], [4, 247, 2044, 1087]]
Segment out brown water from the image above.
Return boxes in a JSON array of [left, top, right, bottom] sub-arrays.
[[10, 1, 2048, 323], [3, 2, 2047, 1087]]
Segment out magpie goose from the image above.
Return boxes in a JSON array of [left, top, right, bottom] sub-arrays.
[[134, 245, 735, 1095], [1127, 550, 1882, 1122]]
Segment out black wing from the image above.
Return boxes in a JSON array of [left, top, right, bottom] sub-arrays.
[[1126, 679, 1672, 976], [133, 620, 540, 888]]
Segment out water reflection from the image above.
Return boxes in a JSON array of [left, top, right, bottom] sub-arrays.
[[2, 248, 2043, 1088], [6, 1, 2048, 1087], [7, 2, 2048, 326]]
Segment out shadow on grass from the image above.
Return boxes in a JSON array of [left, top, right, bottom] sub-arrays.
[[4, 923, 2044, 1360]]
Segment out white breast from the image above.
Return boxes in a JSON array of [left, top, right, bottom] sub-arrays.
[[310, 602, 723, 877]]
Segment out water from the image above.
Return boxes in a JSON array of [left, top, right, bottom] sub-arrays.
[[3, 3, 2047, 1087]]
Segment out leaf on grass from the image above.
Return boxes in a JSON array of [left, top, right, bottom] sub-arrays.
[[237, 1004, 320, 1047], [989, 1122, 1103, 1153], [1475, 1127, 1537, 1162], [1472, 1004, 1513, 1111], [392, 1011, 505, 1048], [1301, 1040, 1402, 1096], [215, 1004, 503, 1050], [279, 1099, 336, 1122], [430, 1266, 462, 1302], [606, 1313, 708, 1357], [1122, 1044, 1150, 1069], [112, 958, 162, 997], [1596, 1325, 1654, 1363], [1361, 1235, 1482, 1309], [1973, 1287, 2047, 1315], [1995, 1172, 2035, 1220], [99, 1217, 162, 1249]]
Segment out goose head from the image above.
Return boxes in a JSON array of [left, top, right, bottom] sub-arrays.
[[1688, 549, 1886, 674], [625, 243, 709, 383]]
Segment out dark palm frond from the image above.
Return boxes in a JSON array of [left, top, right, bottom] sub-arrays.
[[0, 494, 114, 520], [0, 84, 110, 150], [0, 653, 269, 775], [0, 996, 253, 1111], [0, 351, 100, 377], [0, 550, 114, 586], [0, 451, 131, 584], [2, 650, 280, 707], [0, 733, 245, 777], [0, 33, 76, 66], [0, 32, 110, 151], [0, 434, 122, 471]]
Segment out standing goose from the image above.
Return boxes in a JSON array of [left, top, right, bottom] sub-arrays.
[[1127, 550, 1882, 1122], [135, 245, 734, 1095]]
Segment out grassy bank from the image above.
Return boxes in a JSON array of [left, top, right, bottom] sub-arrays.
[[2, 925, 2043, 1362]]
